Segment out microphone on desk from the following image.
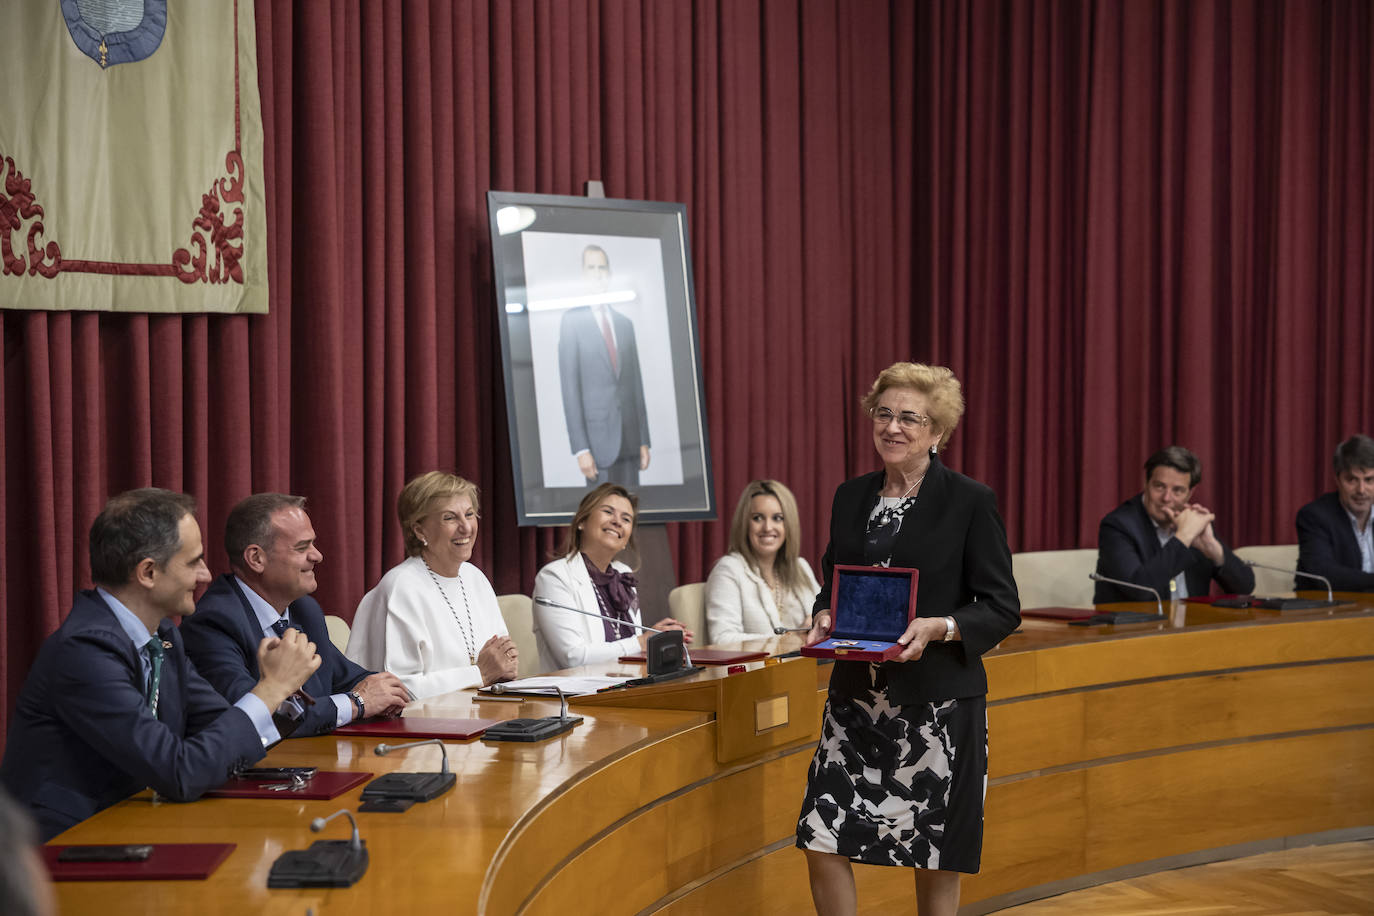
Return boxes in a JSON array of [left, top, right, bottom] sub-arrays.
[[375, 738, 451, 775], [266, 808, 369, 887], [773, 626, 810, 635], [310, 808, 362, 851], [1242, 560, 1335, 604], [1085, 573, 1167, 624], [533, 595, 696, 676], [481, 685, 584, 743], [358, 738, 457, 805]]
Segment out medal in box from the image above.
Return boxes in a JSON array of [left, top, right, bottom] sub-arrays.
[[800, 565, 919, 662]]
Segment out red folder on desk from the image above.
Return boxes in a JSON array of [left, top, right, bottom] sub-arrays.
[[203, 770, 372, 800], [333, 717, 502, 739], [44, 843, 235, 881], [619, 648, 769, 665]]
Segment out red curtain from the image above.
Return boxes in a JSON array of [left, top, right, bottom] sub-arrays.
[[3, 1, 1372, 731]]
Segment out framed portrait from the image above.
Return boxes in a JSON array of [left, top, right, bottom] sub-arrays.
[[487, 191, 715, 526]]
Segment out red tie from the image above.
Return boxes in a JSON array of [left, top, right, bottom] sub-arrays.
[[599, 311, 619, 374]]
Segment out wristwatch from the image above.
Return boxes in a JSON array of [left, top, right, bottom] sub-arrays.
[[942, 616, 956, 642], [348, 690, 365, 719]]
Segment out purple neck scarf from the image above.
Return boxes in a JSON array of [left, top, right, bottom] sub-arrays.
[[583, 553, 639, 640]]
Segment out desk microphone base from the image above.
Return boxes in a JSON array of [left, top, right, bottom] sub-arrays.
[[482, 716, 583, 742], [267, 840, 368, 888], [358, 771, 456, 803], [1070, 611, 1166, 626], [625, 665, 705, 686]]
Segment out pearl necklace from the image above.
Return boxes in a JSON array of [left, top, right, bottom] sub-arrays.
[[423, 560, 475, 660]]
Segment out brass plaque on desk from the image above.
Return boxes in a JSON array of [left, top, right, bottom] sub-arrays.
[[754, 694, 789, 733]]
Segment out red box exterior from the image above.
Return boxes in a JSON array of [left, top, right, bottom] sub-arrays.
[[799, 565, 918, 662]]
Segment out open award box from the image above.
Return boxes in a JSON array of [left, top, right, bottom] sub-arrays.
[[800, 565, 919, 662]]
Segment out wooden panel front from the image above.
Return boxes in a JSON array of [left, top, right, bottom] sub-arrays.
[[990, 659, 1374, 777], [46, 604, 1374, 914]]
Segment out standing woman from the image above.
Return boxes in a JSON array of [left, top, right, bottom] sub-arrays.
[[704, 479, 820, 642], [797, 363, 1020, 916], [347, 471, 518, 698], [532, 483, 691, 671]]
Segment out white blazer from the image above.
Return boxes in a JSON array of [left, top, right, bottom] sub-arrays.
[[704, 552, 820, 642], [532, 554, 643, 671]]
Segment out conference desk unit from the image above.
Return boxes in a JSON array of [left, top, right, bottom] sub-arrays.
[[48, 596, 1374, 914]]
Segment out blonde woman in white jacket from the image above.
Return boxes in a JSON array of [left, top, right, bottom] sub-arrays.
[[705, 480, 820, 642], [532, 483, 692, 671]]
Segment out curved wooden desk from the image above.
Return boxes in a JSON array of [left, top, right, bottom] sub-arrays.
[[48, 597, 1374, 914]]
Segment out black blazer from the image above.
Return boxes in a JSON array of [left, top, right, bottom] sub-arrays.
[[1296, 492, 1374, 591], [1093, 495, 1254, 602], [816, 456, 1021, 705], [0, 591, 264, 840], [181, 575, 372, 736]]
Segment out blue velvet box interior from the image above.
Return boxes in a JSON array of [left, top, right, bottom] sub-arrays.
[[832, 567, 915, 641]]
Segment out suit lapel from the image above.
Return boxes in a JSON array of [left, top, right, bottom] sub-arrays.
[[566, 557, 601, 639], [154, 621, 183, 729]]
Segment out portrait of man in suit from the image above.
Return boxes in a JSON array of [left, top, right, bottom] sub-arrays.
[[558, 244, 652, 487]]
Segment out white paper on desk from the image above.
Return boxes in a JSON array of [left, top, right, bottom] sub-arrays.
[[482, 675, 633, 697]]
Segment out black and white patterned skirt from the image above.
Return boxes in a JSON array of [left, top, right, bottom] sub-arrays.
[[795, 681, 988, 873]]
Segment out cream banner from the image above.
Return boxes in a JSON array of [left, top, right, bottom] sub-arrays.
[[0, 0, 267, 313]]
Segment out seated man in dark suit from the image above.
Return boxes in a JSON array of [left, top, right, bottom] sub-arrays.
[[1095, 446, 1254, 603], [0, 489, 320, 840], [182, 493, 409, 735], [1296, 434, 1374, 592]]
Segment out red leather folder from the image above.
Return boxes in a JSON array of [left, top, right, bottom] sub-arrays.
[[203, 770, 373, 800], [1020, 606, 1097, 621], [332, 716, 503, 739], [43, 843, 235, 881], [618, 648, 769, 665]]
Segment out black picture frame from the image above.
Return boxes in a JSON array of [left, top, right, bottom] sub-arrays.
[[487, 190, 715, 526]]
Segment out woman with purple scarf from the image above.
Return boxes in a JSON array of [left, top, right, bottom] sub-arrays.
[[532, 483, 692, 671]]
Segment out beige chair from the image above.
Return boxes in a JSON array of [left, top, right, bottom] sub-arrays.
[[1233, 544, 1301, 596], [1011, 548, 1099, 608], [668, 582, 707, 645], [324, 614, 351, 653], [496, 593, 541, 677]]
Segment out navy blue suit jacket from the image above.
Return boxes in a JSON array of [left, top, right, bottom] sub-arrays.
[[1094, 495, 1254, 603], [1296, 492, 1374, 591], [558, 305, 651, 468], [181, 575, 371, 737], [0, 590, 264, 840], [817, 456, 1021, 705]]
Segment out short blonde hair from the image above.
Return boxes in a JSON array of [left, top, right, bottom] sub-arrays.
[[860, 362, 965, 451], [397, 471, 480, 556], [558, 482, 639, 568], [727, 479, 807, 592]]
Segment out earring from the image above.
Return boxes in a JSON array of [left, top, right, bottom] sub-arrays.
[[930, 445, 937, 456], [420, 538, 428, 547]]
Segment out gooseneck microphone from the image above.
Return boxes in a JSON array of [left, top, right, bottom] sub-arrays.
[[1243, 560, 1334, 603], [375, 737, 451, 775], [1088, 572, 1165, 616], [533, 595, 695, 668], [310, 808, 362, 851], [1082, 574, 1170, 623], [773, 625, 810, 635], [267, 808, 369, 887], [360, 738, 457, 804]]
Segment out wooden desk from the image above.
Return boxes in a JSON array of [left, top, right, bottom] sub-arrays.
[[49, 598, 1374, 914]]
